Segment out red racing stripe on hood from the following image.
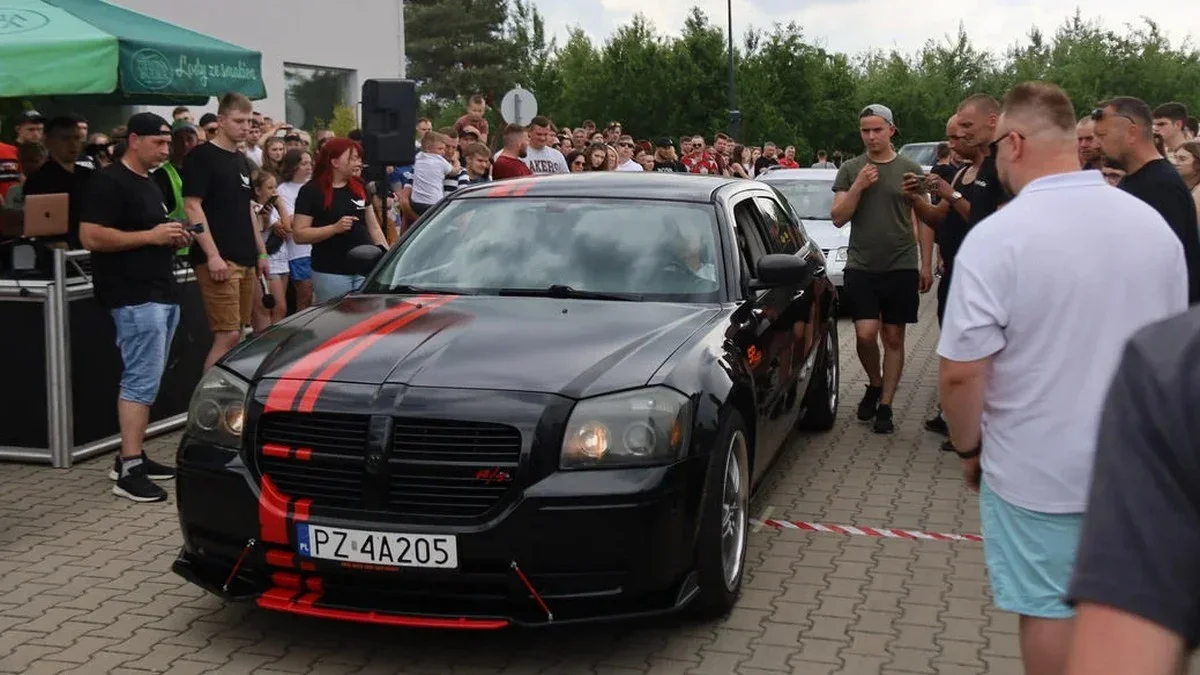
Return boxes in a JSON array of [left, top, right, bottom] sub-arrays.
[[262, 297, 434, 413], [295, 296, 456, 413]]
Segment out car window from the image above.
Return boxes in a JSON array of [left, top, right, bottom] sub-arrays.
[[753, 196, 803, 255], [765, 179, 834, 221], [732, 199, 768, 277], [365, 198, 723, 302]]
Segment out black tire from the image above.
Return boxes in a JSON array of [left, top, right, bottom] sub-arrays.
[[691, 409, 751, 620], [798, 318, 839, 431]]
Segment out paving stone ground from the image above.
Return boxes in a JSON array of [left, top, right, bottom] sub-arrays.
[[1, 290, 1195, 674]]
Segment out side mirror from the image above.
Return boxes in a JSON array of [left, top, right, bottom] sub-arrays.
[[346, 244, 388, 277], [753, 254, 812, 289]]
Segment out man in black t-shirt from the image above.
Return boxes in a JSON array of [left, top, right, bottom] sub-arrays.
[[1065, 307, 1200, 673], [908, 95, 1009, 444], [652, 138, 687, 173], [79, 113, 191, 503], [1096, 96, 1200, 304], [23, 115, 93, 248], [182, 92, 270, 370]]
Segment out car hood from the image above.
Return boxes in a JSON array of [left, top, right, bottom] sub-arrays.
[[223, 294, 721, 400], [801, 219, 851, 251]]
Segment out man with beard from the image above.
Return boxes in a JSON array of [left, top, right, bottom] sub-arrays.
[[491, 124, 533, 180], [1095, 97, 1200, 304]]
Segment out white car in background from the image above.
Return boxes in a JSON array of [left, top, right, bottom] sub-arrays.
[[898, 142, 938, 172], [757, 168, 849, 288]]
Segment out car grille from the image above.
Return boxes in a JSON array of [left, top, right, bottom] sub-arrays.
[[256, 412, 522, 518]]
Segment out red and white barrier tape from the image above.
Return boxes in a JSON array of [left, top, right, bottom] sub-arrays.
[[754, 519, 982, 542]]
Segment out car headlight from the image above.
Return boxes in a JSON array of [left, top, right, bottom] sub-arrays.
[[834, 247, 848, 262], [185, 368, 249, 448], [560, 387, 693, 469]]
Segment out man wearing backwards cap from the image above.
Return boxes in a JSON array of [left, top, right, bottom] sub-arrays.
[[831, 103, 935, 434], [79, 113, 191, 503]]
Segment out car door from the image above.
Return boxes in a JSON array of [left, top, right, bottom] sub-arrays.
[[726, 195, 796, 479], [752, 195, 822, 411]]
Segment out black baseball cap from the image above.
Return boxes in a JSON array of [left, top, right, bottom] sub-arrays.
[[198, 113, 218, 127], [656, 137, 674, 148], [16, 110, 44, 125], [126, 112, 172, 138]]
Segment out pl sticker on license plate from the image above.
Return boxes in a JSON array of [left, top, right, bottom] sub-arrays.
[[296, 524, 458, 569]]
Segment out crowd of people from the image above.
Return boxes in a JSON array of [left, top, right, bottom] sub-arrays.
[[826, 88, 1199, 675], [3, 79, 1200, 672]]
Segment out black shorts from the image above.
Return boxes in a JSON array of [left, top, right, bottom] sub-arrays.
[[936, 267, 953, 327], [842, 269, 920, 325]]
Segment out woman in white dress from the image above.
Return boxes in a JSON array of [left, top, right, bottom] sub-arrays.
[[275, 149, 314, 311]]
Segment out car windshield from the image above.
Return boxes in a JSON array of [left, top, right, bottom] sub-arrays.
[[363, 198, 724, 302], [899, 143, 937, 166], [766, 179, 835, 220]]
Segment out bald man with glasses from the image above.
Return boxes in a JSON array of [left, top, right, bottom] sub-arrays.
[[1094, 97, 1200, 304]]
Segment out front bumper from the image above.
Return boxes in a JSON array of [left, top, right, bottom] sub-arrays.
[[173, 439, 708, 628]]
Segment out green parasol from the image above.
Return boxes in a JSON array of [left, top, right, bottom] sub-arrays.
[[0, 0, 266, 103]]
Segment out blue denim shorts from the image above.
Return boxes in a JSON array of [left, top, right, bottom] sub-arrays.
[[311, 272, 364, 303], [110, 302, 180, 406], [979, 480, 1084, 619], [288, 256, 312, 282]]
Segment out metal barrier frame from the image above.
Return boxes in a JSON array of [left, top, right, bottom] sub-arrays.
[[0, 248, 188, 468]]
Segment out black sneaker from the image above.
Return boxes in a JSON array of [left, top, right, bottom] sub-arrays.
[[924, 411, 949, 436], [856, 385, 882, 421], [112, 460, 168, 503], [873, 404, 895, 434], [109, 453, 176, 481]]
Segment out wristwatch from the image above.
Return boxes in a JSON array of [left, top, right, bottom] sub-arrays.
[[955, 444, 981, 459], [950, 191, 963, 203]]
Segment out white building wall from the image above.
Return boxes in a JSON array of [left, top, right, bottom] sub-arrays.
[[109, 0, 406, 124]]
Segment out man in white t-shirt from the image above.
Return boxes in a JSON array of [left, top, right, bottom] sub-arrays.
[[937, 81, 1188, 674], [615, 135, 644, 172], [522, 116, 568, 175]]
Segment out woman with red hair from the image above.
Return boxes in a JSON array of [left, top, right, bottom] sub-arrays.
[[291, 138, 387, 302]]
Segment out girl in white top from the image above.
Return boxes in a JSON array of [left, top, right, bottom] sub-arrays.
[[276, 149, 314, 312], [250, 170, 291, 331]]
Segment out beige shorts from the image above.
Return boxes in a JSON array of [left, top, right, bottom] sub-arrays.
[[195, 262, 254, 332]]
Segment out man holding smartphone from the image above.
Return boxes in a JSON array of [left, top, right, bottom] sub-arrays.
[[831, 104, 934, 434], [79, 113, 191, 502], [183, 92, 270, 370]]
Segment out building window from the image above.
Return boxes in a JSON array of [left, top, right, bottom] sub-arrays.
[[283, 63, 355, 130]]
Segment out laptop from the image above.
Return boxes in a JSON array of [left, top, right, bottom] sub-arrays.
[[20, 193, 70, 238]]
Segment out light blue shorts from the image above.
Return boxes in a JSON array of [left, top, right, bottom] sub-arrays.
[[110, 302, 180, 406], [978, 480, 1084, 619]]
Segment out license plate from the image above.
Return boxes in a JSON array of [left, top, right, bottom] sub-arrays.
[[295, 524, 458, 569]]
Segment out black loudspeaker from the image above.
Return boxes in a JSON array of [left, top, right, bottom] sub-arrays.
[[361, 79, 417, 167]]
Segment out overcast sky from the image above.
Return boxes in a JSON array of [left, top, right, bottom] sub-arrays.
[[532, 1, 1197, 58]]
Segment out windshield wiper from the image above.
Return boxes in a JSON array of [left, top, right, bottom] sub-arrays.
[[497, 285, 643, 301], [384, 284, 475, 296]]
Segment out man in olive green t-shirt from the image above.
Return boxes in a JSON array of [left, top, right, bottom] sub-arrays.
[[831, 104, 935, 434]]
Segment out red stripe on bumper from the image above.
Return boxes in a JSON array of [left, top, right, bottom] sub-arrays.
[[254, 590, 510, 630]]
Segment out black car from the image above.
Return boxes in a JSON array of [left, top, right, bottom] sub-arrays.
[[172, 172, 840, 628]]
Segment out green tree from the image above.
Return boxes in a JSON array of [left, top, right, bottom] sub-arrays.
[[405, 0, 515, 105]]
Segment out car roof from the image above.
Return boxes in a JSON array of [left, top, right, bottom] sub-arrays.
[[757, 168, 838, 181], [452, 172, 746, 203]]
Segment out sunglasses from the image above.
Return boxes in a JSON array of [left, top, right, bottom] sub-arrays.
[[988, 129, 1027, 156], [618, 142, 634, 148], [1091, 108, 1136, 124]]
